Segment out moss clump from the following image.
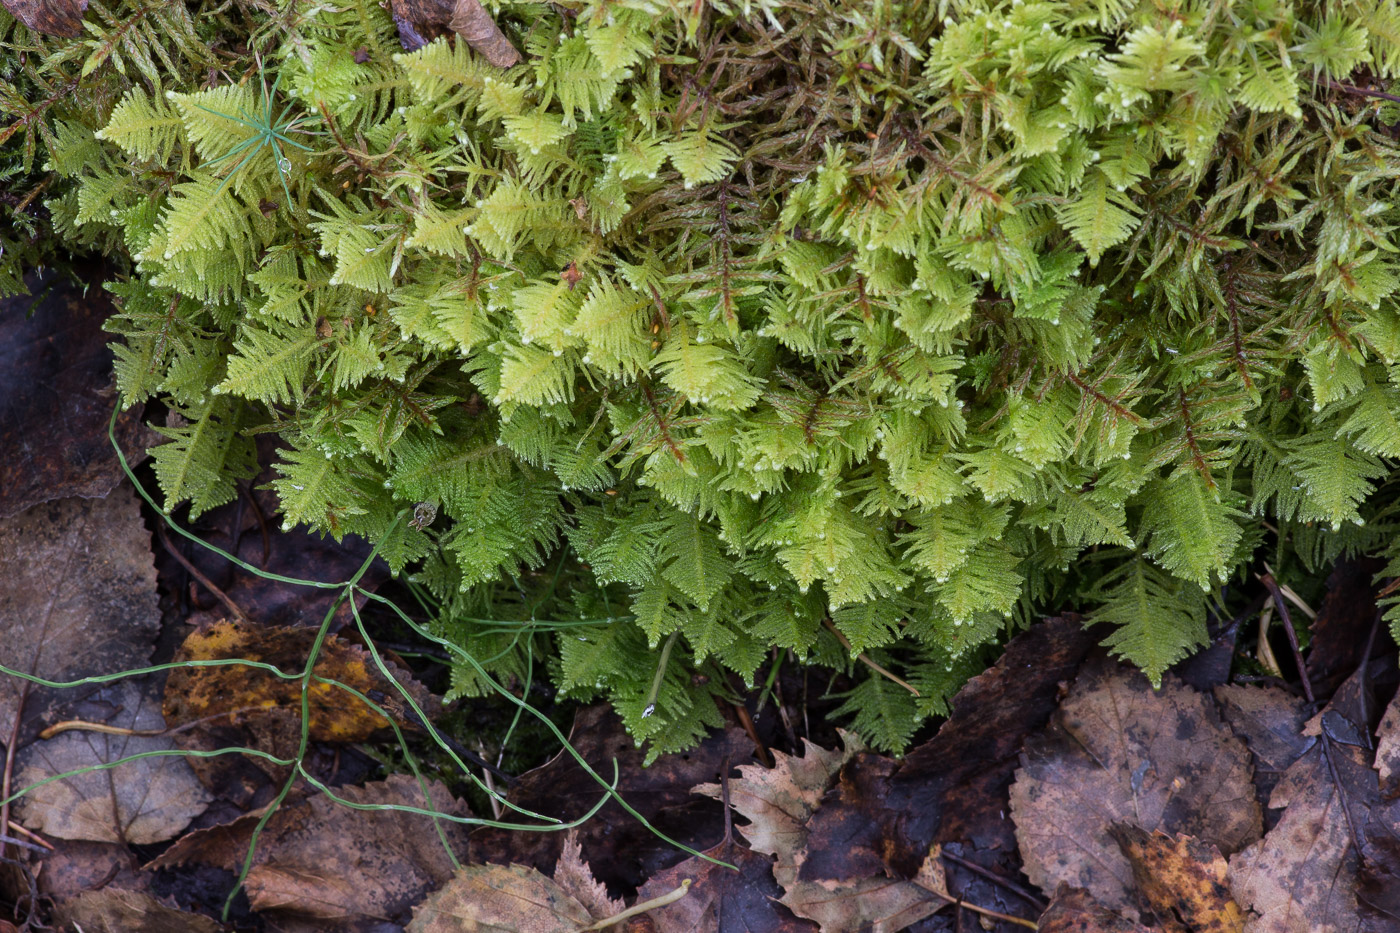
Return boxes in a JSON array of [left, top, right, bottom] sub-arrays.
[[5, 0, 1400, 755]]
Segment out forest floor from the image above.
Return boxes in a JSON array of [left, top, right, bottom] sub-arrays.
[[2, 270, 1399, 933]]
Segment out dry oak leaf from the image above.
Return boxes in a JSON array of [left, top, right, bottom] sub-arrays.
[[694, 733, 944, 933], [0, 489, 159, 750], [1010, 657, 1261, 915], [407, 863, 595, 933], [1228, 668, 1377, 933], [1038, 885, 1155, 933], [14, 679, 211, 844], [51, 888, 222, 933], [163, 617, 441, 744], [1108, 824, 1244, 933]]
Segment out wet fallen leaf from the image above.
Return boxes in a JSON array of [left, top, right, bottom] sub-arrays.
[[636, 838, 817, 932], [14, 680, 211, 844], [1357, 792, 1400, 933], [407, 863, 594, 933], [37, 840, 148, 905], [1353, 667, 1400, 932], [470, 706, 753, 891], [151, 774, 469, 930], [166, 478, 390, 632], [1376, 690, 1400, 797], [1302, 560, 1382, 699], [1109, 825, 1243, 933], [164, 617, 439, 742], [0, 270, 152, 518], [1171, 615, 1242, 692], [1213, 685, 1313, 826], [50, 887, 222, 933], [0, 489, 160, 748], [245, 776, 470, 929], [387, 0, 520, 64], [888, 615, 1095, 907], [162, 618, 440, 802], [1228, 666, 1377, 933], [1010, 657, 1261, 914], [695, 733, 944, 933], [1038, 886, 1154, 933]]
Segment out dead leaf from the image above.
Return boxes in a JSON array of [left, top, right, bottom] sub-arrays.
[[470, 706, 753, 891], [635, 839, 817, 932], [14, 680, 210, 844], [888, 614, 1095, 917], [37, 840, 148, 904], [561, 262, 583, 290], [695, 733, 943, 933], [1303, 560, 1382, 698], [407, 863, 594, 933], [144, 805, 269, 872], [387, 0, 520, 65], [164, 618, 439, 743], [1376, 691, 1400, 798], [151, 775, 469, 929], [1214, 684, 1314, 824], [0, 269, 152, 519], [553, 833, 625, 922], [1010, 657, 1262, 914], [0, 0, 84, 35], [1228, 666, 1377, 933], [161, 618, 440, 802], [51, 888, 222, 933], [0, 489, 160, 749], [1038, 886, 1155, 933], [1109, 825, 1244, 933], [1359, 690, 1400, 930], [1358, 793, 1400, 933], [165, 477, 390, 632]]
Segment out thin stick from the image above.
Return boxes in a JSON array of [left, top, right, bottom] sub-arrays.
[[479, 741, 503, 820], [0, 835, 48, 856], [157, 523, 249, 623], [1258, 573, 1362, 856], [239, 481, 272, 569], [1325, 78, 1400, 106], [6, 821, 51, 851], [939, 850, 1046, 911], [915, 881, 1039, 930], [38, 722, 166, 740], [823, 620, 920, 696], [730, 699, 773, 768]]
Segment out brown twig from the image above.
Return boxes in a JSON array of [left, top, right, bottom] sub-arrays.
[[1258, 573, 1363, 856], [5, 822, 51, 851], [1325, 78, 1400, 106], [157, 523, 249, 623], [939, 850, 1047, 911], [823, 619, 920, 696], [730, 701, 773, 768], [916, 879, 1039, 930], [37, 721, 167, 740]]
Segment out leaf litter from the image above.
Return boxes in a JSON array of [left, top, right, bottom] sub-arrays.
[[3, 463, 1400, 933], [14, 679, 211, 844]]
